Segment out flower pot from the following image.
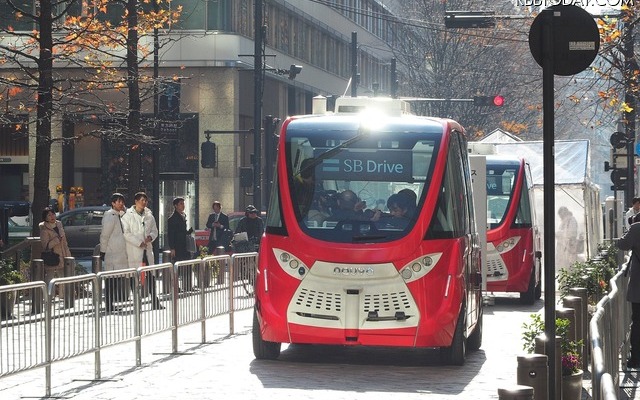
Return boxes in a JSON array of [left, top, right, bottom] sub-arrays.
[[562, 369, 583, 400]]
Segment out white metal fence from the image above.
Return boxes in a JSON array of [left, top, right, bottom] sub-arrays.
[[0, 252, 257, 397]]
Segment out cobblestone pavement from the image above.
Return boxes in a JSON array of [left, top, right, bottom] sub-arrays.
[[0, 294, 604, 400]]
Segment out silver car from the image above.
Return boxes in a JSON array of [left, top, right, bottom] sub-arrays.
[[57, 206, 109, 257]]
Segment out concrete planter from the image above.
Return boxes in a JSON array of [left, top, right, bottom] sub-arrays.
[[562, 369, 583, 400]]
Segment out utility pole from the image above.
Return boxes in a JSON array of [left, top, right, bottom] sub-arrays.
[[253, 0, 264, 212], [152, 0, 160, 261], [624, 19, 637, 206]]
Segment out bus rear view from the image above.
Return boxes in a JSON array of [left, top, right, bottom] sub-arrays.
[[253, 97, 483, 365]]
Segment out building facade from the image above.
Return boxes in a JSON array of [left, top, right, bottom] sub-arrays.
[[0, 0, 397, 237]]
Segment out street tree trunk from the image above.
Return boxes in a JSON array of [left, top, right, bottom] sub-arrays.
[[32, 0, 54, 235], [126, 0, 142, 198]]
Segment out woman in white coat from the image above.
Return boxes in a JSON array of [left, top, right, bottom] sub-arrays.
[[121, 192, 163, 310], [99, 193, 128, 312]]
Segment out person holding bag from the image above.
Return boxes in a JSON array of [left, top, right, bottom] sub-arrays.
[[167, 197, 194, 291], [39, 207, 72, 288], [121, 192, 164, 310]]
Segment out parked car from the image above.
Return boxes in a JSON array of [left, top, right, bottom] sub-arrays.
[[195, 211, 266, 251], [7, 218, 32, 245], [57, 206, 110, 257]]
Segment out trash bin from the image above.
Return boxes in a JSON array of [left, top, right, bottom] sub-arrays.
[[517, 354, 548, 400], [497, 385, 534, 400]]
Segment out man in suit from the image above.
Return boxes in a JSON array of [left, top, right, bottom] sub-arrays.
[[168, 197, 193, 291], [206, 201, 230, 254]]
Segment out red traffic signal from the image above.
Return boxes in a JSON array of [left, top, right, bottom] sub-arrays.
[[473, 95, 504, 107]]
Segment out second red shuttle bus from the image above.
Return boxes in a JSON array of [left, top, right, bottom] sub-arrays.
[[484, 155, 542, 304], [253, 97, 483, 365]]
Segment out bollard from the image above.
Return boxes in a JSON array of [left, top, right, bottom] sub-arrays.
[[30, 259, 44, 315], [536, 334, 561, 399], [517, 354, 548, 400], [568, 287, 589, 371], [63, 257, 75, 309], [497, 385, 534, 400], [215, 246, 225, 285], [92, 255, 101, 274], [563, 295, 584, 370]]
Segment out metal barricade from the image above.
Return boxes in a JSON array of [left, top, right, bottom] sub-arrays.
[[0, 252, 257, 397]]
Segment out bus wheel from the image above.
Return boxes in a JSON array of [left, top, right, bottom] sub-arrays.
[[252, 309, 281, 360], [441, 308, 466, 366], [534, 278, 542, 300], [467, 307, 482, 352], [519, 269, 536, 305]]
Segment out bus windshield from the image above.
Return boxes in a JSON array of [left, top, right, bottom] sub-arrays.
[[285, 127, 441, 243], [486, 161, 520, 229]]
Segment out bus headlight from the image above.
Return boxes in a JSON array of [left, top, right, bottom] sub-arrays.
[[400, 253, 442, 283], [272, 248, 308, 279], [495, 236, 521, 254]]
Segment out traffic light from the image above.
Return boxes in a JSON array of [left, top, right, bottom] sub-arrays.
[[240, 167, 253, 187], [201, 140, 216, 169], [473, 95, 504, 107], [605, 131, 630, 190]]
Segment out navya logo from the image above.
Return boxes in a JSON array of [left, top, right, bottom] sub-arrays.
[[333, 266, 375, 276]]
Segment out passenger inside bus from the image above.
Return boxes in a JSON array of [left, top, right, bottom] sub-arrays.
[[326, 190, 381, 223], [384, 193, 415, 229], [293, 158, 318, 216]]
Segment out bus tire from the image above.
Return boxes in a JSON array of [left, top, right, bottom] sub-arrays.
[[519, 269, 536, 305], [252, 309, 281, 360], [534, 263, 542, 300], [467, 307, 482, 352], [441, 307, 466, 366], [534, 278, 542, 300]]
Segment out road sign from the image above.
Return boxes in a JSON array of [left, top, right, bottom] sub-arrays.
[[528, 5, 600, 76]]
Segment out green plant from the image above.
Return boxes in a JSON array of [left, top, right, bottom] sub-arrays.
[[557, 242, 617, 304], [198, 246, 209, 259], [521, 314, 583, 376], [0, 259, 25, 286]]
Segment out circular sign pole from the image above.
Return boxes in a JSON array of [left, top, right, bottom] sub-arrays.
[[541, 9, 557, 400], [529, 5, 600, 400]]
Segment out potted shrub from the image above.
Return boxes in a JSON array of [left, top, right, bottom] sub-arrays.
[[522, 314, 583, 400], [0, 258, 26, 320], [557, 241, 617, 306]]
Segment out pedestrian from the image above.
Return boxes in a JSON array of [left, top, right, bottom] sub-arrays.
[[556, 206, 578, 271], [99, 193, 129, 313], [616, 221, 640, 368], [39, 206, 72, 288], [234, 205, 264, 252], [206, 200, 230, 254], [626, 197, 640, 230], [168, 196, 194, 291], [121, 192, 164, 310]]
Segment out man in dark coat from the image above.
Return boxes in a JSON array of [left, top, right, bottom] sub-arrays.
[[168, 197, 193, 291], [206, 200, 230, 253], [617, 222, 640, 368]]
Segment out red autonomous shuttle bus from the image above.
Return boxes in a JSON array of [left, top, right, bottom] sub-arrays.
[[484, 155, 542, 304], [253, 97, 483, 365]]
